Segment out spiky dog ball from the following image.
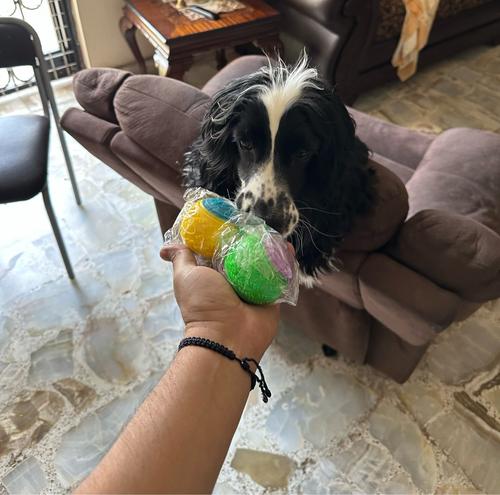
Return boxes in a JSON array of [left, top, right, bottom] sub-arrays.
[[223, 233, 291, 305], [179, 197, 237, 258]]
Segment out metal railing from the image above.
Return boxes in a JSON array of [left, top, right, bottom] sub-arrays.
[[0, 0, 82, 96]]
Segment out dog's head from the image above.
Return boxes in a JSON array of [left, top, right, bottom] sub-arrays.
[[186, 56, 374, 275]]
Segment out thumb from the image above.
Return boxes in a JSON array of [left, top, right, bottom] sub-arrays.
[[160, 244, 198, 273]]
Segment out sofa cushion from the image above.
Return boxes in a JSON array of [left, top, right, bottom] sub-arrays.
[[114, 75, 211, 170], [407, 127, 500, 235], [342, 160, 409, 251], [73, 68, 132, 123]]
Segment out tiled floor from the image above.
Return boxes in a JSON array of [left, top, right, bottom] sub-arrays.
[[0, 46, 500, 494]]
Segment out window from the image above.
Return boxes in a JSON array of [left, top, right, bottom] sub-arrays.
[[0, 0, 82, 95]]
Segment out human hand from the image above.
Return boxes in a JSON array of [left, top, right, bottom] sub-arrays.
[[160, 244, 281, 360]]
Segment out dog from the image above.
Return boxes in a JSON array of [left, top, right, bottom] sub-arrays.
[[183, 55, 375, 285]]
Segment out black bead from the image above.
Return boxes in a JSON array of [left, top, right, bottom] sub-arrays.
[[322, 344, 338, 357]]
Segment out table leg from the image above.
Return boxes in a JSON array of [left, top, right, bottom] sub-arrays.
[[119, 16, 147, 74], [153, 51, 168, 76], [255, 35, 284, 59], [215, 49, 228, 70], [167, 54, 194, 80]]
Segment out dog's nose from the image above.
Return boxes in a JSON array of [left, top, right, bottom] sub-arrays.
[[252, 199, 270, 218], [252, 200, 284, 233]]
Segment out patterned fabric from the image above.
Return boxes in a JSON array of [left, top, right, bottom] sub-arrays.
[[375, 0, 493, 41], [167, 0, 245, 21], [391, 0, 440, 81]]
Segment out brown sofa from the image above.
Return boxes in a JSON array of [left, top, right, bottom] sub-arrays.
[[269, 0, 500, 103], [61, 56, 500, 382]]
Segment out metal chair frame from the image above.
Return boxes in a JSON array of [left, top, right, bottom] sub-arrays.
[[0, 17, 81, 279]]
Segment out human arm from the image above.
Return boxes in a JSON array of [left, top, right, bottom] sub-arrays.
[[75, 245, 280, 494]]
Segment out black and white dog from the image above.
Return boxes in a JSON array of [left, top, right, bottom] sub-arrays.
[[183, 56, 375, 284]]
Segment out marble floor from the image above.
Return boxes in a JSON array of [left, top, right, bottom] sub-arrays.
[[0, 45, 500, 494]]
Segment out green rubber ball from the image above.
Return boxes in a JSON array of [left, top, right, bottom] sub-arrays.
[[223, 233, 287, 305]]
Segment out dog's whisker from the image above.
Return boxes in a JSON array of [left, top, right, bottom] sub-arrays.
[[291, 228, 305, 256], [297, 206, 341, 216], [295, 199, 339, 211], [299, 217, 342, 239], [297, 221, 329, 256], [292, 230, 301, 255]]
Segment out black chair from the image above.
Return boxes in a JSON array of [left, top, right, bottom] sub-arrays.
[[0, 17, 81, 279]]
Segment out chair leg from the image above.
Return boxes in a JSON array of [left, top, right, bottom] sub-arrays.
[[42, 185, 75, 280], [54, 118, 82, 206], [46, 86, 82, 206]]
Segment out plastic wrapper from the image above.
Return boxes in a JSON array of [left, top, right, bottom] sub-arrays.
[[164, 188, 299, 305]]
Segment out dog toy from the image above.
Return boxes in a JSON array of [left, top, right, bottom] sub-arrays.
[[224, 233, 292, 304], [179, 197, 237, 258], [164, 188, 299, 306]]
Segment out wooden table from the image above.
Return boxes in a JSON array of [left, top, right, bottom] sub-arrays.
[[120, 0, 282, 80]]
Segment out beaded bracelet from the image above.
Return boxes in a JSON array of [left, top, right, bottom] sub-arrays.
[[177, 337, 272, 403]]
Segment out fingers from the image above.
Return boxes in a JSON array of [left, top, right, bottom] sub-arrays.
[[160, 244, 197, 274]]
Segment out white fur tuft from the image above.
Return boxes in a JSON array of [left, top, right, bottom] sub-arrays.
[[260, 51, 320, 140], [299, 271, 319, 288]]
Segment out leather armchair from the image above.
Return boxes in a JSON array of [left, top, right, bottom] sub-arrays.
[[269, 0, 500, 103]]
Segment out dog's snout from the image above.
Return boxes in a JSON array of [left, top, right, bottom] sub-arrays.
[[253, 199, 271, 218], [253, 199, 285, 233], [237, 189, 298, 235]]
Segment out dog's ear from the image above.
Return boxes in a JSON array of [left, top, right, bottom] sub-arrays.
[[335, 106, 374, 222], [183, 86, 240, 195], [328, 96, 373, 219], [301, 84, 374, 235], [184, 72, 267, 197]]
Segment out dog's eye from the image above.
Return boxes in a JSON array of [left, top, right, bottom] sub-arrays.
[[238, 139, 253, 151], [295, 149, 312, 160]]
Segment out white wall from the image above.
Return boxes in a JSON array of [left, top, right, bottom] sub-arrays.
[[71, 0, 154, 68]]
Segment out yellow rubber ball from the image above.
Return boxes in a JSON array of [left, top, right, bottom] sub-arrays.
[[179, 197, 236, 258]]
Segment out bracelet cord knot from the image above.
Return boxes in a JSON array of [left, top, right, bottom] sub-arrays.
[[177, 337, 272, 403]]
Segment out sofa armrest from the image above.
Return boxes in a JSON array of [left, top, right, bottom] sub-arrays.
[[359, 253, 468, 346], [61, 108, 120, 146], [387, 209, 500, 302]]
